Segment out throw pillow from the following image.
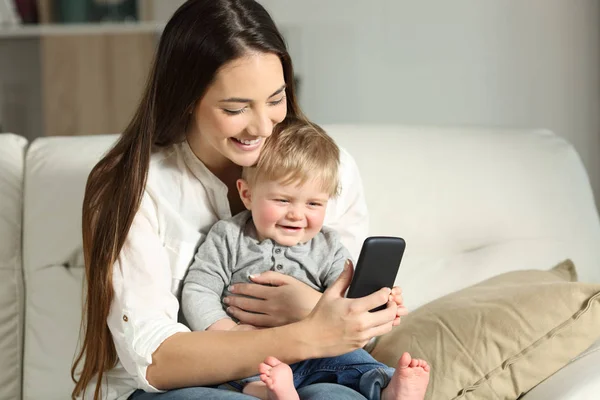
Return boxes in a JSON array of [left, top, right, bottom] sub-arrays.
[[370, 260, 600, 399]]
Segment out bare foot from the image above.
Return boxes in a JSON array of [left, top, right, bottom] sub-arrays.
[[244, 356, 299, 400], [382, 352, 430, 400]]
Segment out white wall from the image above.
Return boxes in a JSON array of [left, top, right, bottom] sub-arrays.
[[259, 0, 600, 212]]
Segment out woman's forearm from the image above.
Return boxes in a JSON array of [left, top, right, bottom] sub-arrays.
[[147, 265, 398, 390], [147, 323, 314, 389]]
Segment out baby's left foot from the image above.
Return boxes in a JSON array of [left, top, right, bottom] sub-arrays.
[[382, 352, 430, 400], [259, 356, 299, 400]]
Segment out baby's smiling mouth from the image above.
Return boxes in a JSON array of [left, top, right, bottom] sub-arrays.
[[277, 225, 303, 231]]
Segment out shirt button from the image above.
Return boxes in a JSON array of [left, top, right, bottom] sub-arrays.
[[276, 264, 283, 270], [123, 315, 128, 322], [274, 248, 282, 254]]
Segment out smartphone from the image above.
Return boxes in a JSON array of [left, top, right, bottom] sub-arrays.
[[346, 236, 406, 312]]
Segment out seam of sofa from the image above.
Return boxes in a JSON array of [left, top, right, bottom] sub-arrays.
[[18, 139, 30, 400]]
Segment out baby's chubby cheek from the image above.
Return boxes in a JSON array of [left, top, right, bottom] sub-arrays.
[[255, 205, 283, 228], [307, 212, 326, 230]]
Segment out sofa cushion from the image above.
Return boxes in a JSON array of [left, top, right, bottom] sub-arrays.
[[370, 260, 600, 400], [326, 126, 600, 310], [22, 135, 118, 400], [0, 133, 27, 400]]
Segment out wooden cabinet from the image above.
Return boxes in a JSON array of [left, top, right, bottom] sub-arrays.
[[0, 24, 159, 139]]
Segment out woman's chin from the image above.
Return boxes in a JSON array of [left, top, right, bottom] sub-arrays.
[[227, 151, 261, 167], [224, 143, 263, 167], [232, 156, 259, 168]]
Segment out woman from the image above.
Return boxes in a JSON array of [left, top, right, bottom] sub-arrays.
[[71, 1, 403, 399]]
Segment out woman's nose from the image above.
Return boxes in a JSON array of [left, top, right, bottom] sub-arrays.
[[248, 109, 274, 137]]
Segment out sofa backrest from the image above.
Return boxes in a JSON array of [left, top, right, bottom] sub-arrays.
[[326, 125, 600, 309], [0, 133, 28, 400]]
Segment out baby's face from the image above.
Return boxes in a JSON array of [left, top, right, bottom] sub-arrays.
[[248, 179, 330, 246]]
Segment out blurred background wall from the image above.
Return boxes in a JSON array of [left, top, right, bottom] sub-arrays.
[[258, 0, 600, 212]]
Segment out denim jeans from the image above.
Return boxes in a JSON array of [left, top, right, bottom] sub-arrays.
[[290, 349, 394, 400], [129, 382, 368, 399], [223, 349, 393, 400]]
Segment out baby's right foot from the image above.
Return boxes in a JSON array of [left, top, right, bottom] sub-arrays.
[[259, 356, 299, 400], [382, 352, 430, 400]]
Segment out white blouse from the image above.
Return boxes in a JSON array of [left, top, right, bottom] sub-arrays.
[[99, 140, 369, 399]]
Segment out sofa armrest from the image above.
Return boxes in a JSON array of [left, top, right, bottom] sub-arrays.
[[0, 133, 28, 400], [521, 339, 600, 400]]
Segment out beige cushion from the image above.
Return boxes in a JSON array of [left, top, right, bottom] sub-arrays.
[[370, 260, 600, 399]]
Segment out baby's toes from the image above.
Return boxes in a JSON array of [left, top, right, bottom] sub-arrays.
[[265, 378, 275, 390], [259, 363, 272, 375], [422, 361, 431, 372], [264, 356, 282, 367]]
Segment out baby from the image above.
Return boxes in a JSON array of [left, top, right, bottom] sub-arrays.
[[182, 118, 430, 400]]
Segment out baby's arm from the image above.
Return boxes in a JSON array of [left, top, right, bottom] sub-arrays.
[[209, 319, 257, 331], [322, 233, 354, 289], [182, 221, 237, 331], [207, 318, 237, 330]]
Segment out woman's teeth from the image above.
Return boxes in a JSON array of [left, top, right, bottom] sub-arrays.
[[234, 138, 260, 145]]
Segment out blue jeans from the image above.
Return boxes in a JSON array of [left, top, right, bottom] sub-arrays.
[[224, 349, 393, 400], [129, 382, 367, 399], [290, 349, 394, 400]]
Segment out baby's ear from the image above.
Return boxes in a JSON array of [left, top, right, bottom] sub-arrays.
[[236, 179, 252, 210]]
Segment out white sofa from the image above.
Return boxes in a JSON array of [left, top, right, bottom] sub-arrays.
[[1, 125, 600, 400]]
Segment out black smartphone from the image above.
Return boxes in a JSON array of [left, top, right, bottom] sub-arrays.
[[346, 236, 406, 312]]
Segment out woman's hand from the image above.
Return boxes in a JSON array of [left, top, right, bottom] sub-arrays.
[[224, 272, 321, 327], [298, 260, 400, 358], [391, 286, 409, 326]]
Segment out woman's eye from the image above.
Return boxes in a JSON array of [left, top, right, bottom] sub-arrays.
[[223, 107, 246, 115], [269, 96, 286, 106]]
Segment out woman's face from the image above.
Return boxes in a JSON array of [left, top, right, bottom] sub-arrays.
[[187, 52, 288, 172]]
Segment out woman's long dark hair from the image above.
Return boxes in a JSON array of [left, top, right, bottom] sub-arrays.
[[71, 1, 302, 398]]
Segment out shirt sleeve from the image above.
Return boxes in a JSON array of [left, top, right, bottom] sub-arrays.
[[107, 192, 190, 393], [322, 236, 354, 289], [325, 148, 369, 261], [182, 221, 233, 331]]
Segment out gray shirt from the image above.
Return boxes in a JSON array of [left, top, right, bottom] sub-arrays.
[[182, 210, 352, 331]]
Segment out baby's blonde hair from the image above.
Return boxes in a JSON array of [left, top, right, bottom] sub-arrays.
[[242, 117, 340, 197]]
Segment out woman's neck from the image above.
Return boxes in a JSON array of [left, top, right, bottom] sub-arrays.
[[185, 135, 245, 214], [210, 162, 242, 187], [206, 162, 246, 215], [186, 135, 241, 184]]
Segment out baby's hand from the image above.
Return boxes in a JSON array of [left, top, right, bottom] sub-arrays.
[[229, 323, 258, 331], [390, 286, 409, 326]]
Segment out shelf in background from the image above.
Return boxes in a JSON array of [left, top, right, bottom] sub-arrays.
[[0, 21, 164, 38]]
